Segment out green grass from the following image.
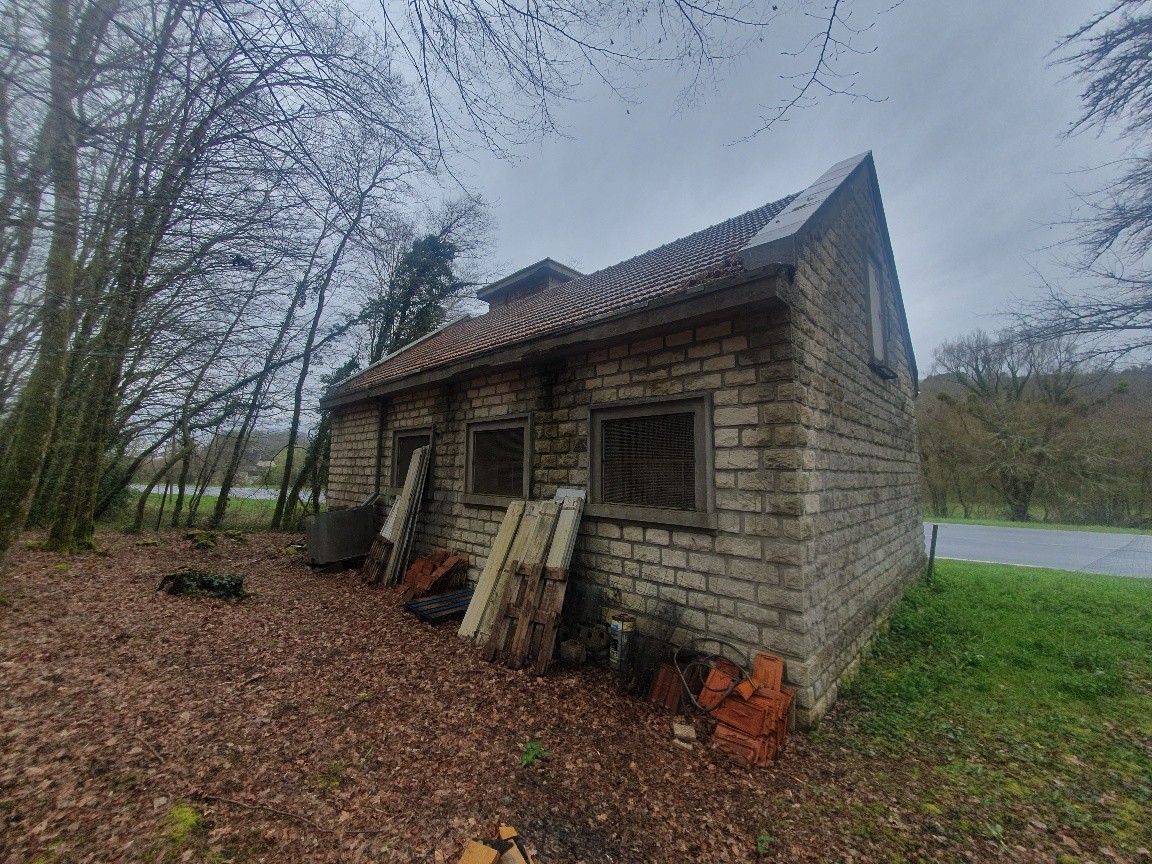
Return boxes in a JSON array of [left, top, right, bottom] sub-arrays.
[[104, 491, 290, 532], [925, 514, 1152, 535], [836, 560, 1152, 853]]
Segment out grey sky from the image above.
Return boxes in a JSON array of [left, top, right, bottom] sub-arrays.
[[456, 0, 1126, 374]]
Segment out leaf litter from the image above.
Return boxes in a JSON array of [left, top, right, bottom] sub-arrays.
[[0, 532, 1129, 863]]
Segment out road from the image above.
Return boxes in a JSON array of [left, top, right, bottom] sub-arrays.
[[924, 522, 1152, 578]]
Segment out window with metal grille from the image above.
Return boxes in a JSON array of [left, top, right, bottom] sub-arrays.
[[591, 397, 710, 516], [469, 421, 527, 497], [601, 412, 697, 510], [392, 430, 431, 487]]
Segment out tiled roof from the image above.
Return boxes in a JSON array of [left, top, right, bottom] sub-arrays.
[[335, 193, 797, 396]]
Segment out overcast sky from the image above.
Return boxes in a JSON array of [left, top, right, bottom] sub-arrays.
[[452, 0, 1126, 375]]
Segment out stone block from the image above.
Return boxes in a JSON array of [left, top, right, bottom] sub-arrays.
[[708, 576, 757, 601], [713, 406, 759, 427]]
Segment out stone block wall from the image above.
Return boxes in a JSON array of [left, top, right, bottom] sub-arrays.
[[787, 170, 925, 721], [327, 399, 380, 507], [328, 305, 822, 699]]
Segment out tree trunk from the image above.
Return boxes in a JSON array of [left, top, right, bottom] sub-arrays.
[[0, 0, 80, 568], [283, 412, 331, 529], [1002, 474, 1035, 523], [131, 447, 188, 532]]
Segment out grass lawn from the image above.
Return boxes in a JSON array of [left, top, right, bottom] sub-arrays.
[[924, 515, 1152, 535], [109, 491, 287, 532], [820, 560, 1152, 858]]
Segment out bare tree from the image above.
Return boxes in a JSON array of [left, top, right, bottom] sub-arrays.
[[1016, 1, 1152, 359], [0, 0, 431, 552], [376, 0, 893, 151], [931, 330, 1112, 522], [0, 0, 113, 562]]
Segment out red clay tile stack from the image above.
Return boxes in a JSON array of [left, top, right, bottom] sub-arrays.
[[708, 653, 793, 767], [401, 549, 470, 601], [456, 825, 536, 864], [647, 662, 682, 712]]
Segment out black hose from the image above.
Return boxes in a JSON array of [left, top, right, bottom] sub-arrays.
[[673, 637, 753, 713]]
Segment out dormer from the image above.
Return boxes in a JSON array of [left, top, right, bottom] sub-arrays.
[[478, 258, 582, 308]]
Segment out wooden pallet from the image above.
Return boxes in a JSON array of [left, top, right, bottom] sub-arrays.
[[482, 497, 584, 674], [475, 500, 558, 640], [380, 445, 430, 587], [361, 535, 394, 586], [404, 588, 475, 624]]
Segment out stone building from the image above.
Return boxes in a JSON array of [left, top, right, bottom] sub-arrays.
[[321, 152, 924, 726]]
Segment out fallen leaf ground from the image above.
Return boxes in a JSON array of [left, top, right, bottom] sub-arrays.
[[1, 534, 1147, 863]]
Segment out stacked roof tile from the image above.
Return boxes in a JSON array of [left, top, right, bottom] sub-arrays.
[[335, 192, 797, 396]]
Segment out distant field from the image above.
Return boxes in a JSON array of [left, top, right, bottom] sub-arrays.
[[107, 490, 301, 531]]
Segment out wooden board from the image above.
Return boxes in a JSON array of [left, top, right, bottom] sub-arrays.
[[379, 495, 399, 541], [544, 497, 583, 568], [378, 445, 430, 587], [475, 500, 557, 641], [483, 498, 583, 674], [483, 561, 538, 663], [361, 536, 394, 586], [529, 565, 570, 675], [527, 496, 583, 673], [390, 445, 430, 586], [459, 500, 525, 639]]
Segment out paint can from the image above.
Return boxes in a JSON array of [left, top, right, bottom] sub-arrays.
[[608, 613, 636, 670]]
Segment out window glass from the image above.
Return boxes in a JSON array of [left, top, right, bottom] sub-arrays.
[[868, 261, 887, 362]]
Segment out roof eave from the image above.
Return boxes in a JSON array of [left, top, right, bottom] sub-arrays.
[[321, 264, 791, 409], [737, 151, 919, 392]]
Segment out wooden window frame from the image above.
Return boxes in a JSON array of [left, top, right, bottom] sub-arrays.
[[464, 415, 531, 505], [391, 425, 434, 488], [588, 394, 716, 530]]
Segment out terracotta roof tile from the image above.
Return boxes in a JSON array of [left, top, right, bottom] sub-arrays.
[[336, 193, 797, 395]]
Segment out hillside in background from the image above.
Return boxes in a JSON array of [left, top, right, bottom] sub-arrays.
[[917, 365, 1152, 526]]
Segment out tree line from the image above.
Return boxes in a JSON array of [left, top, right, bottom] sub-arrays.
[[1, 0, 849, 567], [919, 329, 1152, 526], [922, 0, 1152, 526], [0, 0, 498, 558]]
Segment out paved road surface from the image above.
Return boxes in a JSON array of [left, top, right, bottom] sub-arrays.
[[924, 522, 1152, 579]]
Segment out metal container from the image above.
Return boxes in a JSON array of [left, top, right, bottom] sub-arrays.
[[304, 495, 378, 565], [609, 613, 636, 670]]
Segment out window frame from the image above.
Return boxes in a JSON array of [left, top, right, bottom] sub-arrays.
[[391, 425, 434, 488], [867, 257, 898, 380], [588, 393, 716, 530], [464, 415, 532, 504]]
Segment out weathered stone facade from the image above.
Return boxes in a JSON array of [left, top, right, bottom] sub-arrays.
[[785, 169, 924, 720], [326, 156, 923, 726]]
